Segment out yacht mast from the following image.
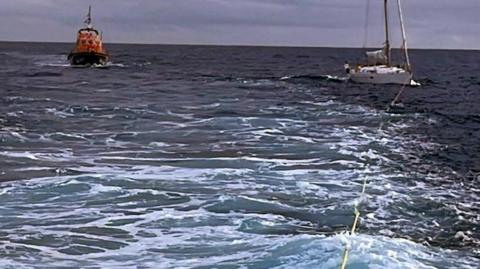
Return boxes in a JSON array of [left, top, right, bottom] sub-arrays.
[[384, 0, 391, 66], [397, 0, 411, 71]]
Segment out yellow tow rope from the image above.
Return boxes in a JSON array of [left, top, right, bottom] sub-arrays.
[[340, 170, 368, 269], [340, 74, 412, 268]]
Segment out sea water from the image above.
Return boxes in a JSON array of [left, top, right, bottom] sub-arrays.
[[0, 42, 479, 268]]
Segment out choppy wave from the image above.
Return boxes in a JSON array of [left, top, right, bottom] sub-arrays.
[[1, 44, 479, 268]]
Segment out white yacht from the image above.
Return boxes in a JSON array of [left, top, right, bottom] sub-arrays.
[[346, 0, 419, 86]]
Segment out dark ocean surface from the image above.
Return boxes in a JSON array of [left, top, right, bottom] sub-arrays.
[[0, 42, 479, 268]]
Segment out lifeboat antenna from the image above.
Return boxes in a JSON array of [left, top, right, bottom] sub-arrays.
[[84, 5, 92, 28]]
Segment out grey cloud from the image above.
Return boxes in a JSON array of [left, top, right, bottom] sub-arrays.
[[0, 0, 479, 49]]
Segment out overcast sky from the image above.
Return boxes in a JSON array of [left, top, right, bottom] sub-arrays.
[[0, 0, 479, 49]]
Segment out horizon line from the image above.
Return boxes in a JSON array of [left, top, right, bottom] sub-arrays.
[[1, 40, 479, 52]]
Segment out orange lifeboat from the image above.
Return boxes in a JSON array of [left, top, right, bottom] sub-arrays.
[[68, 6, 109, 66]]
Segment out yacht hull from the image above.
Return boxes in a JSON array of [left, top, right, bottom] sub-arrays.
[[348, 66, 419, 86]]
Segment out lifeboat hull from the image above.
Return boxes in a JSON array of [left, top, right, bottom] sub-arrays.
[[68, 52, 109, 66]]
